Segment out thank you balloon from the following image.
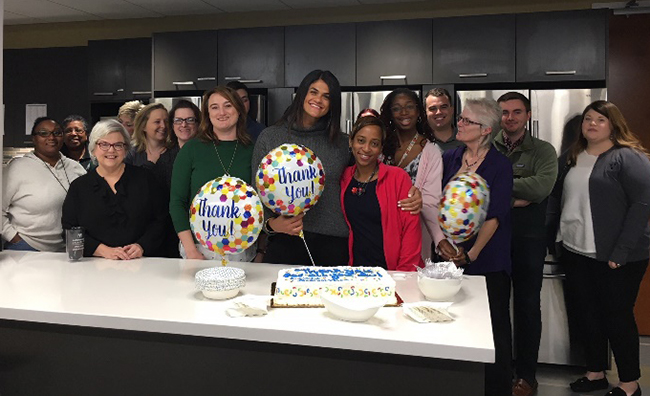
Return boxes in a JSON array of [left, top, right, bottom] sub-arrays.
[[256, 143, 325, 216], [190, 176, 264, 256], [438, 172, 490, 243]]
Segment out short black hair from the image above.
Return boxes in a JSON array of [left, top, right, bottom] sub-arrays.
[[31, 116, 62, 135], [62, 115, 89, 132], [497, 92, 531, 113], [424, 88, 453, 104], [226, 81, 249, 95]]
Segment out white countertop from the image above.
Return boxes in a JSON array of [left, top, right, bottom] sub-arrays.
[[0, 251, 494, 363]]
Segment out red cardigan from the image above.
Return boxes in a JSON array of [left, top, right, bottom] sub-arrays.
[[340, 162, 424, 271]]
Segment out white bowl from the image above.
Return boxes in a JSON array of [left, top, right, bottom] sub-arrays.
[[417, 275, 462, 301], [201, 288, 241, 300], [320, 294, 388, 322]]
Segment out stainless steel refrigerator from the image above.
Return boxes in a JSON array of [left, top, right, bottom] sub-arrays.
[[154, 94, 266, 126]]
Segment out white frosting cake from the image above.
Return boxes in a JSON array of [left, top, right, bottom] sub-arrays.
[[274, 266, 397, 307]]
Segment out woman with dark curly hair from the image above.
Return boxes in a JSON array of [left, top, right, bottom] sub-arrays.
[[548, 100, 650, 396], [379, 88, 444, 261]]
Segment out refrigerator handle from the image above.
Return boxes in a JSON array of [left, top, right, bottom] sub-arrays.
[[346, 119, 352, 134], [533, 120, 539, 138]]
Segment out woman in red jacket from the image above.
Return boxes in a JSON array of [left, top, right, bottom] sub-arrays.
[[340, 115, 423, 271]]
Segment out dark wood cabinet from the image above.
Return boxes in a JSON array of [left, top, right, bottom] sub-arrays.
[[153, 30, 219, 92], [356, 19, 432, 86], [285, 23, 356, 87], [88, 38, 151, 101], [218, 27, 284, 88], [516, 10, 608, 82], [432, 15, 516, 84]]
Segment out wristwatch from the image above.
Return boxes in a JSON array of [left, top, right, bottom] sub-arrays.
[[463, 251, 473, 266], [262, 218, 276, 235]]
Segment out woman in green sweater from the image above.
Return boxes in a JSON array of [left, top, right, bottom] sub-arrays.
[[170, 86, 255, 261]]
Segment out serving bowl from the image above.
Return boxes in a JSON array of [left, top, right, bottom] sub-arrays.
[[320, 293, 388, 322], [195, 267, 246, 300], [417, 275, 462, 301]]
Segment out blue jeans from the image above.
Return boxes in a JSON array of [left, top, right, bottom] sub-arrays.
[[4, 238, 37, 251]]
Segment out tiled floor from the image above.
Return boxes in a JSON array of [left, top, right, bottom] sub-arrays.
[[536, 336, 650, 395]]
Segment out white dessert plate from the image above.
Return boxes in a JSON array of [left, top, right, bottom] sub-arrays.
[[320, 293, 389, 322]]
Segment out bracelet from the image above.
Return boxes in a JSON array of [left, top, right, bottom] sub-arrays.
[[464, 251, 473, 266], [262, 218, 276, 235]]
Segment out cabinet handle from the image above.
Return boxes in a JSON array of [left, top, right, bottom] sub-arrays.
[[545, 70, 577, 76], [172, 81, 195, 86], [132, 91, 152, 95], [224, 76, 242, 81], [379, 75, 407, 80], [197, 77, 216, 81], [238, 79, 262, 84], [117, 88, 124, 92], [459, 73, 488, 78], [93, 92, 115, 96]]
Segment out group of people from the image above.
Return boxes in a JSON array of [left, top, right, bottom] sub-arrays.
[[2, 69, 648, 396]]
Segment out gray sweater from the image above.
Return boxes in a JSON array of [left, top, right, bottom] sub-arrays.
[[252, 118, 350, 238], [548, 146, 650, 265]]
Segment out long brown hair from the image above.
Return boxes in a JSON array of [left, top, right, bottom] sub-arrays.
[[197, 86, 252, 146], [568, 100, 649, 166], [132, 103, 172, 152]]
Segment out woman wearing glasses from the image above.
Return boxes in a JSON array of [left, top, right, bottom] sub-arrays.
[[2, 117, 86, 251], [439, 98, 513, 396], [170, 86, 255, 261], [169, 100, 200, 148], [62, 120, 166, 260], [378, 88, 445, 261]]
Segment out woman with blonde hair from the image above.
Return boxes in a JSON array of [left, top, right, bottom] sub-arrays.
[[548, 100, 650, 396], [117, 100, 144, 136], [170, 86, 254, 261]]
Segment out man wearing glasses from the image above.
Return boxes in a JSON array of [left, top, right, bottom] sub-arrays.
[[493, 92, 558, 396], [61, 115, 93, 171]]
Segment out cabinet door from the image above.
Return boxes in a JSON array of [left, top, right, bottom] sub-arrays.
[[125, 38, 152, 100], [88, 39, 126, 101], [516, 10, 607, 82], [285, 23, 356, 87], [356, 20, 432, 86], [153, 31, 219, 92], [218, 27, 284, 88], [432, 15, 515, 84]]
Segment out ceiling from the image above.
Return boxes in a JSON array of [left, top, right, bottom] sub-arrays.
[[4, 0, 426, 25]]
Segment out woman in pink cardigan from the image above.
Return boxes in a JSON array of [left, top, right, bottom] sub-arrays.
[[378, 89, 445, 261], [340, 115, 423, 271]]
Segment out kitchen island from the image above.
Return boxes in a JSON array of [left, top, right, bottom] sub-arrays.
[[0, 251, 493, 395]]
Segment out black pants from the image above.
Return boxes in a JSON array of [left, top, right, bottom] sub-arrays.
[[484, 271, 513, 396], [264, 231, 349, 266], [511, 236, 545, 384], [563, 248, 648, 382]]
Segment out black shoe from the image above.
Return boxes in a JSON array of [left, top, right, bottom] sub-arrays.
[[570, 376, 609, 392], [605, 385, 642, 396]]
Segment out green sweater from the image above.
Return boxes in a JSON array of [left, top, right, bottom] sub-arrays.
[[169, 138, 254, 233], [493, 130, 558, 238]]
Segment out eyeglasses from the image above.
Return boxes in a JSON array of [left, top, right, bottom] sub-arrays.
[[173, 117, 197, 125], [457, 116, 483, 127], [64, 127, 86, 135], [390, 104, 418, 114], [97, 141, 126, 151], [33, 130, 63, 137]]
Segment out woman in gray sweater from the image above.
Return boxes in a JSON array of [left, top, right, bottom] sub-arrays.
[[548, 101, 649, 396]]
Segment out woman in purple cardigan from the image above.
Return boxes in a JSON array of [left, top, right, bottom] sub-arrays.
[[439, 98, 513, 396]]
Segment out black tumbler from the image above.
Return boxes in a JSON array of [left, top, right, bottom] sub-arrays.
[[66, 227, 84, 261]]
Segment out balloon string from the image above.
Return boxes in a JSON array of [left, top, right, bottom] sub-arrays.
[[299, 231, 316, 266]]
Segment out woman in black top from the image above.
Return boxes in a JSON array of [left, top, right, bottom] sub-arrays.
[[62, 120, 166, 260]]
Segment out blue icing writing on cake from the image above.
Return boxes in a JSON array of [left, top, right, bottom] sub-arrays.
[[274, 266, 396, 306]]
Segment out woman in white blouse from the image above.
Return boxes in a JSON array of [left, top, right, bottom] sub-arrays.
[[548, 101, 650, 396], [2, 117, 86, 251]]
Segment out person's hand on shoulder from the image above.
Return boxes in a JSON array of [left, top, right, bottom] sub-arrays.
[[398, 186, 423, 215]]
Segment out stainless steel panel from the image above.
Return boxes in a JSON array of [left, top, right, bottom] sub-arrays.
[[340, 92, 354, 135], [249, 94, 266, 125], [456, 89, 528, 112], [154, 96, 202, 111], [530, 88, 607, 155]]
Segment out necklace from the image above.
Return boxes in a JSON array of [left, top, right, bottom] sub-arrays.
[[32, 154, 71, 193], [212, 140, 238, 176], [396, 132, 419, 168], [464, 149, 485, 169], [351, 164, 379, 196]]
